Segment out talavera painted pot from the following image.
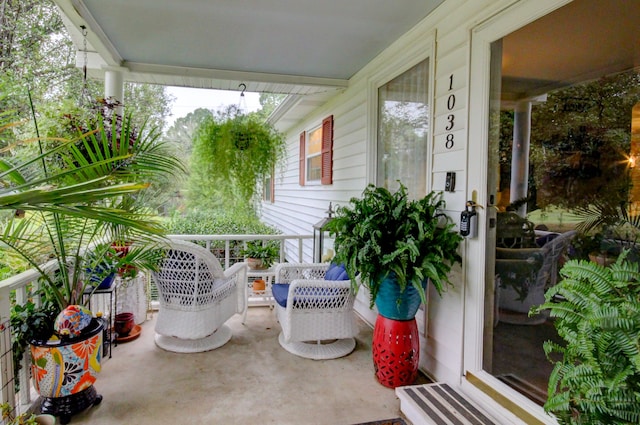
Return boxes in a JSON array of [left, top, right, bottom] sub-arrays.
[[30, 318, 103, 399]]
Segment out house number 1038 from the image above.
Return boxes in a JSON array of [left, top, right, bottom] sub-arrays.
[[445, 74, 455, 149]]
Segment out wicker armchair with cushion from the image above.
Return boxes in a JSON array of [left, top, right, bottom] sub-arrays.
[[151, 238, 247, 353], [272, 263, 358, 360], [495, 230, 577, 324]]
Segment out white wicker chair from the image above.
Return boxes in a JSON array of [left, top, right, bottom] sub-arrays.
[[496, 230, 577, 324], [273, 263, 357, 360], [151, 238, 247, 353]]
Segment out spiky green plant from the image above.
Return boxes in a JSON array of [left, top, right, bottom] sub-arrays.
[[326, 183, 462, 309], [531, 254, 640, 424], [1, 104, 185, 309]]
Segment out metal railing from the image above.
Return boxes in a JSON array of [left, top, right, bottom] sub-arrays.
[[0, 233, 312, 418]]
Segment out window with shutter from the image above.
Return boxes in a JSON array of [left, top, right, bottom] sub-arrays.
[[300, 115, 334, 186]]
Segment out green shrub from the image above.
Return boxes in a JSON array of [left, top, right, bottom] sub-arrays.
[[166, 210, 279, 235]]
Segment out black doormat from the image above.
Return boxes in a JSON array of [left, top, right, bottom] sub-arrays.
[[352, 419, 407, 425]]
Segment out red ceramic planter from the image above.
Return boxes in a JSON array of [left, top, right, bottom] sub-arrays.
[[114, 312, 135, 337]]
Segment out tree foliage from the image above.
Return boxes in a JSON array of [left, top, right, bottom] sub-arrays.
[[528, 72, 640, 211], [0, 0, 174, 210]]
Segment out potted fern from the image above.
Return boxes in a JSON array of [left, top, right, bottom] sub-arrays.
[[327, 183, 462, 320], [326, 183, 462, 388], [530, 253, 640, 424]]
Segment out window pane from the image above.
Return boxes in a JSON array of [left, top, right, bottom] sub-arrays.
[[263, 175, 272, 202], [308, 127, 322, 155], [307, 155, 322, 181], [377, 59, 429, 199], [305, 126, 322, 183]]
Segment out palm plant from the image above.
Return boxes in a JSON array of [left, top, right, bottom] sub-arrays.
[[572, 200, 640, 262], [0, 99, 185, 310], [573, 199, 640, 234]]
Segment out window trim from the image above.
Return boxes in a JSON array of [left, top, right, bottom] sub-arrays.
[[366, 32, 435, 186], [263, 165, 275, 203]]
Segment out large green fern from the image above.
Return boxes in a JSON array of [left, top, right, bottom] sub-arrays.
[[531, 254, 640, 424]]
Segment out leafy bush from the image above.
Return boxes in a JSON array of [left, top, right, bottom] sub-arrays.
[[10, 296, 58, 393], [166, 210, 279, 236], [240, 240, 280, 268], [327, 183, 462, 308]]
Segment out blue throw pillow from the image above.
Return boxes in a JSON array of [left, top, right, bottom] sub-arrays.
[[324, 263, 349, 281], [271, 284, 290, 307]]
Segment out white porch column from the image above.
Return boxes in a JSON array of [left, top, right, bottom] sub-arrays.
[[104, 67, 125, 113], [509, 101, 532, 216]]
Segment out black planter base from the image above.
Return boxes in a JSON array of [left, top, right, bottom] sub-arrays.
[[40, 385, 102, 424]]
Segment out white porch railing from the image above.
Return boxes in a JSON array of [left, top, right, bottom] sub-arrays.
[[0, 233, 312, 417]]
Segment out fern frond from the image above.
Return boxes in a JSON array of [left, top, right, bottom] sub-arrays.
[[540, 255, 640, 424]]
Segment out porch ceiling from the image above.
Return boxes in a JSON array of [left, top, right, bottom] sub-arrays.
[[54, 0, 444, 96], [501, 0, 640, 102]]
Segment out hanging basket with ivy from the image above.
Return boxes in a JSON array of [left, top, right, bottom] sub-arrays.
[[193, 107, 285, 201]]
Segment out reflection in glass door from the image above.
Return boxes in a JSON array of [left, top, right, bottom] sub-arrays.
[[482, 0, 640, 405]]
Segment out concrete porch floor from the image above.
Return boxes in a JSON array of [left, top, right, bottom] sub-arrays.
[[69, 306, 427, 424]]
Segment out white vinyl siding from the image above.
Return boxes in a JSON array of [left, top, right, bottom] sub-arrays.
[[260, 2, 575, 423]]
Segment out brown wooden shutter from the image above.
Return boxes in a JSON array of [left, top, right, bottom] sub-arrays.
[[299, 131, 306, 186], [321, 115, 333, 185]]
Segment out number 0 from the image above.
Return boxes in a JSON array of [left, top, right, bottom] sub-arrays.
[[447, 94, 455, 110]]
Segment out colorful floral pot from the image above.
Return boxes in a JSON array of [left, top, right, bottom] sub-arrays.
[[374, 274, 426, 320], [30, 318, 103, 399]]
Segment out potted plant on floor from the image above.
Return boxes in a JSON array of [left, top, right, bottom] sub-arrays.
[[327, 183, 462, 388], [1, 402, 56, 424], [530, 252, 640, 424], [1, 98, 184, 423]]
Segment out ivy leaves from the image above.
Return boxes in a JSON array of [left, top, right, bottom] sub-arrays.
[[190, 109, 285, 210]]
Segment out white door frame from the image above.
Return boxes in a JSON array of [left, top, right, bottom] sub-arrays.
[[461, 0, 572, 423]]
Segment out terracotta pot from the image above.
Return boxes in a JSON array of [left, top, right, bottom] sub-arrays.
[[589, 252, 617, 267], [253, 279, 266, 291], [114, 312, 135, 337], [247, 258, 267, 270]]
